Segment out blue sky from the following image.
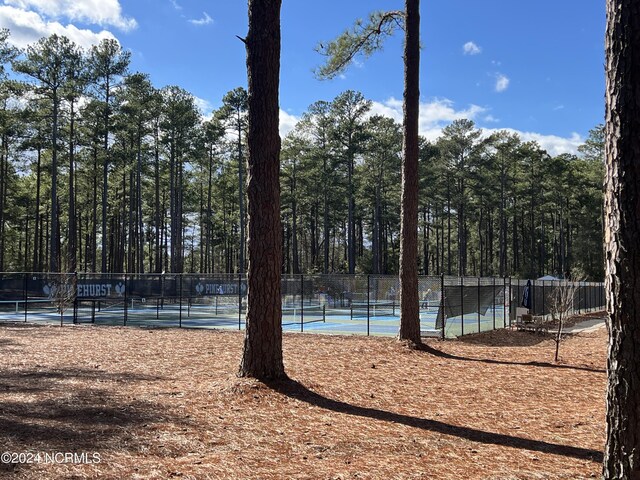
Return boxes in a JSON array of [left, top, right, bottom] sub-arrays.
[[0, 0, 605, 155]]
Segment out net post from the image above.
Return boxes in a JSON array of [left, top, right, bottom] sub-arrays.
[[323, 304, 326, 323]]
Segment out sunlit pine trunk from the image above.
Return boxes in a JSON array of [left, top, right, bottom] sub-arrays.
[[602, 0, 640, 477], [398, 0, 421, 344]]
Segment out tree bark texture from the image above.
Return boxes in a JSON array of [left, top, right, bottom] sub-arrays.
[[398, 0, 421, 344], [238, 0, 286, 380], [603, 0, 640, 478]]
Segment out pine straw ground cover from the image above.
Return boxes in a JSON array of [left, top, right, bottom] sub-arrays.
[[0, 319, 606, 480]]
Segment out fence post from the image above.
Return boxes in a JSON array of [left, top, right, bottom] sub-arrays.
[[542, 280, 546, 315], [531, 279, 536, 315], [301, 274, 304, 333], [507, 277, 511, 328], [123, 273, 129, 327], [73, 272, 78, 324], [23, 273, 28, 323], [460, 278, 464, 336], [477, 277, 481, 333], [179, 274, 183, 328], [367, 274, 370, 336], [579, 281, 582, 314], [516, 279, 520, 326], [492, 277, 496, 330], [440, 273, 445, 340], [238, 273, 242, 330]]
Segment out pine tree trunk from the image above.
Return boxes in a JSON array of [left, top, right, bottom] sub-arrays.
[[398, 0, 421, 344], [154, 127, 162, 273], [603, 0, 640, 477], [101, 80, 110, 273], [137, 128, 144, 273], [92, 146, 98, 272], [348, 157, 355, 274], [238, 0, 285, 381], [50, 91, 59, 273], [206, 147, 214, 273], [237, 116, 246, 275], [68, 101, 77, 273], [33, 147, 41, 272], [323, 157, 330, 273]]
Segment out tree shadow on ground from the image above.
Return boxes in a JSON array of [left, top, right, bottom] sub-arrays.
[[268, 378, 603, 463], [455, 330, 551, 347], [0, 366, 184, 476], [0, 367, 163, 393], [418, 342, 605, 374]]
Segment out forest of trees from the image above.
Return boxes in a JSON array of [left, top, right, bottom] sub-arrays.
[[0, 29, 605, 280]]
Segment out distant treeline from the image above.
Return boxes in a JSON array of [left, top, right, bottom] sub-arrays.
[[0, 30, 604, 279]]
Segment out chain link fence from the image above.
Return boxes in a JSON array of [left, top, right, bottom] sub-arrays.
[[0, 272, 605, 339]]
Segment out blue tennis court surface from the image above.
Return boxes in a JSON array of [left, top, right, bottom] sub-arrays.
[[0, 300, 508, 338]]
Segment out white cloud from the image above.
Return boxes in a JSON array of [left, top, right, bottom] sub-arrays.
[[189, 11, 212, 26], [368, 97, 582, 155], [463, 41, 481, 55], [369, 97, 486, 141], [483, 114, 499, 123], [279, 109, 299, 137], [194, 96, 213, 119], [484, 128, 583, 155], [495, 73, 510, 92], [0, 5, 116, 49], [3, 0, 136, 31], [169, 0, 182, 11]]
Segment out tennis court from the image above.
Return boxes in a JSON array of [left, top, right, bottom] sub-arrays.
[[0, 295, 510, 338], [0, 272, 605, 338]]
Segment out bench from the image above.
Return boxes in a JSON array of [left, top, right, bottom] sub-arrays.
[[516, 313, 549, 334]]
